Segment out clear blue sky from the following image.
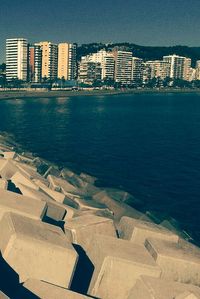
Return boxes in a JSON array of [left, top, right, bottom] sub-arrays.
[[0, 0, 200, 62]]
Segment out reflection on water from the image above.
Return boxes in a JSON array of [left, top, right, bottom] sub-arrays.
[[1, 93, 200, 241]]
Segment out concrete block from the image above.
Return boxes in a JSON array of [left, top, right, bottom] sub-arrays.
[[61, 169, 88, 188], [23, 279, 91, 298], [17, 183, 67, 221], [0, 189, 47, 220], [0, 292, 10, 299], [160, 219, 193, 242], [0, 179, 8, 190], [0, 212, 78, 288], [87, 234, 161, 299], [128, 276, 200, 299], [35, 181, 66, 203], [64, 214, 117, 248], [3, 151, 17, 160], [15, 162, 48, 185], [64, 193, 110, 212], [0, 159, 19, 180], [33, 180, 77, 220], [11, 171, 39, 191], [145, 238, 200, 286], [47, 175, 78, 193], [118, 216, 179, 245], [79, 172, 97, 184], [93, 191, 149, 222]]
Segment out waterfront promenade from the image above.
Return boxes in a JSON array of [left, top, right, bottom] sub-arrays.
[[0, 88, 200, 100]]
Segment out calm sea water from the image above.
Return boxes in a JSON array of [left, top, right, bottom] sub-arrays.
[[0, 92, 200, 241]]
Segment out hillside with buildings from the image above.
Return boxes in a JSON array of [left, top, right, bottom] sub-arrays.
[[77, 43, 200, 65]]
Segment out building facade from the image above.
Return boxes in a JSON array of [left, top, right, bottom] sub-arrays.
[[113, 50, 132, 84], [58, 43, 77, 80], [145, 60, 170, 80], [28, 44, 42, 83], [78, 57, 102, 84], [131, 57, 144, 82], [88, 50, 115, 80], [163, 54, 190, 80], [36, 41, 58, 80], [6, 38, 28, 81], [196, 61, 200, 80]]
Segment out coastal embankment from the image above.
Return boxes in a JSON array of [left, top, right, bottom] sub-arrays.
[[1, 88, 200, 100], [0, 133, 200, 298]]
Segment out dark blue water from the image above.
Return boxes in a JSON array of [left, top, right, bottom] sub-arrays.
[[1, 93, 200, 241]]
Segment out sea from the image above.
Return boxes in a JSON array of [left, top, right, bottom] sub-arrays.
[[0, 92, 200, 243]]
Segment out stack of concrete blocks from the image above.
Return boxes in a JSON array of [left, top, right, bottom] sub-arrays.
[[86, 234, 162, 299], [1, 138, 200, 298]]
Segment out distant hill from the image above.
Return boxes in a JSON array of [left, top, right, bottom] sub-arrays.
[[77, 43, 200, 67]]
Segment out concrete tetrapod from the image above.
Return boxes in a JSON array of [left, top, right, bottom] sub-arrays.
[[64, 214, 117, 249], [0, 189, 47, 221], [87, 234, 161, 299], [128, 276, 200, 299], [23, 279, 92, 299], [145, 238, 200, 286], [0, 212, 78, 288], [118, 216, 179, 245]]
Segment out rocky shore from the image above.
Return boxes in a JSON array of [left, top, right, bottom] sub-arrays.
[[0, 133, 200, 298]]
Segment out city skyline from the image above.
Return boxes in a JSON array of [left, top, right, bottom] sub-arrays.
[[1, 0, 200, 63]]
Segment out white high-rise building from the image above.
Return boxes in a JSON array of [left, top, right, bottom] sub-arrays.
[[163, 54, 191, 80], [88, 50, 115, 80], [113, 50, 132, 84], [6, 38, 28, 81]]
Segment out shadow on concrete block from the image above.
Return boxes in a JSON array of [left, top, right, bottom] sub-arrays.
[[7, 180, 22, 194], [71, 244, 94, 295], [42, 214, 65, 231], [0, 253, 39, 299]]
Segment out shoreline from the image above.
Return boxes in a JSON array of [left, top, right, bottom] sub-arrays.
[[0, 88, 200, 100]]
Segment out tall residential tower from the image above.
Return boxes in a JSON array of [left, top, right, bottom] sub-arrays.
[[58, 43, 77, 80], [36, 41, 58, 81], [6, 38, 28, 81], [113, 50, 132, 84], [28, 44, 42, 83]]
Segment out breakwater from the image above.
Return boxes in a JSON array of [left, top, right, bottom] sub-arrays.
[[0, 133, 200, 298]]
